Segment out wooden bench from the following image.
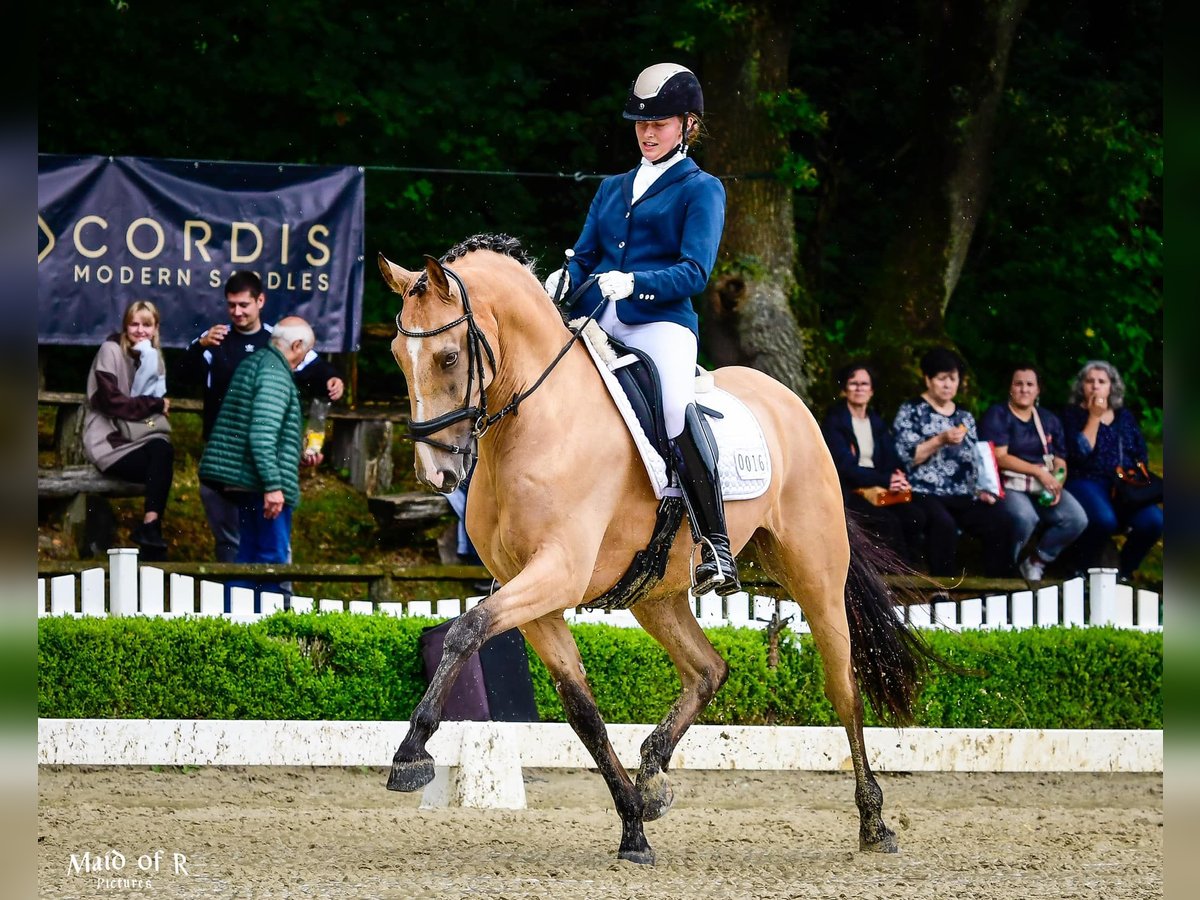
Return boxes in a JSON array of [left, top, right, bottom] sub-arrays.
[[38, 465, 145, 557], [38, 391, 408, 495]]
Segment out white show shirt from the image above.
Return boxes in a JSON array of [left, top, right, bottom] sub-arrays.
[[632, 149, 686, 204]]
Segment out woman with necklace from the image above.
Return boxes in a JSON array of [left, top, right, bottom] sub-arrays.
[[821, 362, 924, 568], [978, 365, 1087, 581], [892, 347, 1010, 577]]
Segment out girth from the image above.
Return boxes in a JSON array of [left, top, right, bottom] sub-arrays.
[[583, 496, 686, 611]]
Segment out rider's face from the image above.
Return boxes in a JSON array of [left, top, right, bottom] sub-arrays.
[[635, 117, 686, 163]]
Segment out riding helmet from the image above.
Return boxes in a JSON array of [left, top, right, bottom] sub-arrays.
[[622, 63, 704, 120]]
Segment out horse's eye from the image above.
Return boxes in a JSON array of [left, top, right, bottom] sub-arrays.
[[443, 352, 459, 369]]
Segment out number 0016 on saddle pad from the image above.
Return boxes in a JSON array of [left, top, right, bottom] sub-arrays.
[[577, 321, 772, 502]]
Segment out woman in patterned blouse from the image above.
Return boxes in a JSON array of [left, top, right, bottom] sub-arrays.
[[1061, 360, 1162, 580], [892, 348, 1011, 577]]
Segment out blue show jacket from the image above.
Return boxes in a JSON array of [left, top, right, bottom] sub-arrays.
[[566, 157, 726, 338]]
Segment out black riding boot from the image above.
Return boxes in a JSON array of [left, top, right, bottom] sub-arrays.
[[672, 404, 741, 596]]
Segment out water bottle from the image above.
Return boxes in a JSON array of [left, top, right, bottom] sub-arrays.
[[304, 397, 331, 462], [1038, 466, 1066, 506]]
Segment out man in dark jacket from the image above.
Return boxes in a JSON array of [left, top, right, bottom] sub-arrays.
[[179, 271, 342, 561], [199, 317, 315, 609]]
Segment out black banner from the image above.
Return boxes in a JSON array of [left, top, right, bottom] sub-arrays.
[[38, 155, 365, 352]]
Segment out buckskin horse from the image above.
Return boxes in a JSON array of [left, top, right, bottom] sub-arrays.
[[378, 234, 934, 865]]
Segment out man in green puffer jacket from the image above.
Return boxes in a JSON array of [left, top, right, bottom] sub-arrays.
[[199, 317, 317, 609]]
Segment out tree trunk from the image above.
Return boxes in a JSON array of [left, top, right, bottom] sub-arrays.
[[863, 0, 1029, 399], [699, 1, 811, 400]]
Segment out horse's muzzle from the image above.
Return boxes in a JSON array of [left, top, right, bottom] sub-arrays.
[[417, 460, 469, 494]]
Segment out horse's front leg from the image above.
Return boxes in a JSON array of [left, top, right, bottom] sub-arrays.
[[521, 614, 655, 865], [386, 546, 586, 793], [630, 591, 729, 821], [385, 599, 493, 791]]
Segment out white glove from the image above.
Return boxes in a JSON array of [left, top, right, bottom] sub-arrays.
[[597, 271, 635, 301], [543, 269, 570, 299]]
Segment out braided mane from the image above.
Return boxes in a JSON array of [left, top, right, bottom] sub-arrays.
[[411, 233, 536, 295]]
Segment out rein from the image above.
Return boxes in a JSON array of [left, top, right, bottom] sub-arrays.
[[396, 265, 601, 456]]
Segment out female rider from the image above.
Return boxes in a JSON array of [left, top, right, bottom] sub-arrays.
[[543, 63, 737, 595]]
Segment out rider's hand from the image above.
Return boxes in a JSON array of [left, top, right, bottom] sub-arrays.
[[597, 271, 635, 301], [543, 269, 570, 299]]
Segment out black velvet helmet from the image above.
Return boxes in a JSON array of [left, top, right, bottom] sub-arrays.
[[622, 63, 704, 120]]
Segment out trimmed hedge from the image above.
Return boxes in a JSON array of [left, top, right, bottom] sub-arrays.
[[37, 614, 1161, 729]]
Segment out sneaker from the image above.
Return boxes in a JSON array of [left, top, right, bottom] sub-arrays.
[[1019, 555, 1045, 582]]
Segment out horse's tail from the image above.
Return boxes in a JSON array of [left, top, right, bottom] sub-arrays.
[[843, 513, 939, 727]]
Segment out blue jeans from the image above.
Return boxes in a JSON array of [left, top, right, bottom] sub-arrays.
[[227, 496, 293, 612], [997, 488, 1088, 565], [1065, 477, 1163, 578]]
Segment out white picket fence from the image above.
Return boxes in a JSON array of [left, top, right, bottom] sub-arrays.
[[37, 548, 1162, 632]]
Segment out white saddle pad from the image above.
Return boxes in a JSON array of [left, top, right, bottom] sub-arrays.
[[575, 321, 772, 502]]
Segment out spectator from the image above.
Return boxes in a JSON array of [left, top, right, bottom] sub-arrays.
[[820, 362, 925, 568], [1061, 360, 1163, 581], [81, 300, 175, 557], [198, 317, 318, 609], [892, 348, 1011, 577], [178, 270, 343, 562], [979, 365, 1088, 581]]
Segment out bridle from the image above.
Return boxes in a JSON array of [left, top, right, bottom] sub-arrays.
[[396, 264, 600, 457]]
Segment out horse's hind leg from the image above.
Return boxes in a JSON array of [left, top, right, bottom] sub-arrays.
[[520, 614, 655, 865], [756, 531, 899, 853], [629, 591, 729, 821]]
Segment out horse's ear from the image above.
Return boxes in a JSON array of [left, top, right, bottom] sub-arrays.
[[377, 253, 417, 295], [422, 254, 452, 300]]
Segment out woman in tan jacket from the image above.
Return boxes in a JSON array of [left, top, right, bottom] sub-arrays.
[[82, 300, 174, 554]]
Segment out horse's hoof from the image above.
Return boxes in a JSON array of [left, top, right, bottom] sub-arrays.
[[637, 770, 674, 822], [618, 847, 657, 866], [386, 752, 435, 792], [860, 827, 899, 853]]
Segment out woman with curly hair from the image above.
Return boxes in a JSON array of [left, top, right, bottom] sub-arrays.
[[1061, 360, 1162, 580]]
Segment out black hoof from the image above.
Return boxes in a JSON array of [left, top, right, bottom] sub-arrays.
[[386, 752, 435, 792], [637, 770, 674, 822], [860, 826, 899, 853], [618, 847, 656, 866]]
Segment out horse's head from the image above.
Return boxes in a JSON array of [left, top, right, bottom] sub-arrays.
[[379, 252, 494, 493]]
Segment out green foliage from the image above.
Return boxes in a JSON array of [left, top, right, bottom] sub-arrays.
[[912, 628, 1163, 729], [760, 88, 827, 190], [40, 616, 1160, 729], [941, 4, 1162, 415], [38, 0, 1161, 422]]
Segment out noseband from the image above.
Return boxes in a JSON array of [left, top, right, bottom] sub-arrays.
[[396, 265, 600, 457]]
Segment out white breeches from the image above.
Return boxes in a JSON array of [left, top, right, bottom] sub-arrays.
[[598, 303, 696, 439]]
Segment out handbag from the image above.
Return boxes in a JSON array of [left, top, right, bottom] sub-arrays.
[[973, 440, 1004, 497], [1112, 432, 1162, 509], [999, 406, 1055, 494], [1113, 461, 1163, 508], [116, 412, 171, 443], [855, 486, 912, 507]]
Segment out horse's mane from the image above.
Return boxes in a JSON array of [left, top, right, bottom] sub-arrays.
[[410, 233, 536, 296]]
